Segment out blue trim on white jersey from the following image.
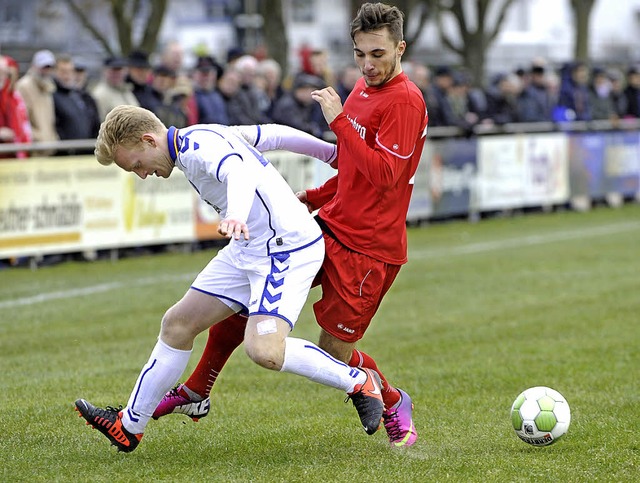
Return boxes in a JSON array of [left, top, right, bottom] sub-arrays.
[[271, 233, 323, 255], [217, 153, 243, 182], [254, 190, 278, 255], [254, 125, 262, 147]]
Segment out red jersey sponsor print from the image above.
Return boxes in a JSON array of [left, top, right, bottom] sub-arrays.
[[310, 72, 428, 265]]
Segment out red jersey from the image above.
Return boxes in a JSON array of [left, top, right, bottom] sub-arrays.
[[306, 72, 428, 265]]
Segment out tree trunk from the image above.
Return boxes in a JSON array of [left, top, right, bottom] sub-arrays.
[[571, 0, 595, 62], [260, 0, 288, 73]]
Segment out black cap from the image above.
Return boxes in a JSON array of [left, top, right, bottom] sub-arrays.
[[153, 64, 176, 78], [128, 50, 151, 69], [293, 73, 325, 90], [104, 56, 128, 68], [531, 65, 545, 75], [195, 55, 223, 77], [434, 65, 453, 77]]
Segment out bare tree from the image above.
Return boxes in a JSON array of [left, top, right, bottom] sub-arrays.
[[259, 0, 288, 72], [62, 0, 167, 56], [436, 0, 517, 86], [569, 0, 597, 62]]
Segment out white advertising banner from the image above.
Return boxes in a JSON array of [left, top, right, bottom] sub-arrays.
[[475, 134, 569, 211], [0, 157, 195, 258], [521, 133, 569, 206]]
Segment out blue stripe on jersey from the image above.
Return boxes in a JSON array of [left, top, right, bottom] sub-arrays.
[[217, 153, 243, 182], [254, 190, 277, 254], [255, 125, 262, 147]]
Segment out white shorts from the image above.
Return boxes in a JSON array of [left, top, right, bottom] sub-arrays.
[[191, 237, 324, 329]]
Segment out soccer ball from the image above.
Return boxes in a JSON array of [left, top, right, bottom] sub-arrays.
[[510, 386, 571, 446]]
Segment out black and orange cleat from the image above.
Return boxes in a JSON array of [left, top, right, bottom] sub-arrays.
[[75, 399, 143, 453], [346, 368, 384, 435]]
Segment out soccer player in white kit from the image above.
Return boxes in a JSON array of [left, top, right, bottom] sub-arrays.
[[74, 105, 384, 452]]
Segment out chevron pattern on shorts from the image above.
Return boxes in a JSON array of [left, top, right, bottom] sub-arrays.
[[259, 253, 291, 314]]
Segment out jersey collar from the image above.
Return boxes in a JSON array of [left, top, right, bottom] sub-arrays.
[[167, 126, 180, 163]]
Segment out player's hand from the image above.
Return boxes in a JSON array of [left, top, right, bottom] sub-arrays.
[[311, 87, 343, 124], [296, 190, 314, 213], [218, 218, 250, 240]]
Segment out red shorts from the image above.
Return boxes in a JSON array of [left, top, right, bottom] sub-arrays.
[[312, 234, 401, 343]]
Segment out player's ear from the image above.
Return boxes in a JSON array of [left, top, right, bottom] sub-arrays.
[[141, 133, 155, 147]]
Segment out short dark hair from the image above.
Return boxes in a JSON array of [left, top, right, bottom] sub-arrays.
[[350, 2, 404, 44]]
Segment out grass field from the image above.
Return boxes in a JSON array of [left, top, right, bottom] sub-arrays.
[[1, 203, 639, 482]]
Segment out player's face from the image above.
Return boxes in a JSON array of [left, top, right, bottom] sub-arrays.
[[114, 135, 173, 179], [353, 28, 405, 87]]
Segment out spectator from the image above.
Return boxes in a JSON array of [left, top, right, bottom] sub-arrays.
[[225, 55, 271, 124], [91, 56, 139, 121], [271, 73, 328, 138], [127, 50, 161, 112], [520, 64, 555, 122], [484, 73, 521, 124], [217, 66, 242, 123], [0, 55, 32, 158], [589, 67, 617, 121], [73, 61, 101, 140], [16, 49, 58, 155], [151, 65, 188, 128], [623, 65, 640, 118], [256, 58, 285, 119], [555, 61, 592, 121], [608, 68, 627, 118], [191, 55, 228, 125], [428, 66, 457, 126], [299, 46, 335, 88], [52, 54, 96, 154], [447, 71, 486, 132], [335, 64, 362, 104], [159, 40, 197, 124]]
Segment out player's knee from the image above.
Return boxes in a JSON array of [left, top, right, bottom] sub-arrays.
[[244, 338, 283, 371], [160, 308, 196, 344]]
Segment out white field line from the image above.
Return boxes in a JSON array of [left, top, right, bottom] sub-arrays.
[[0, 274, 193, 310], [2, 221, 638, 309], [409, 221, 640, 260]]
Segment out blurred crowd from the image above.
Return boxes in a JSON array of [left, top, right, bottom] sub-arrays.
[[405, 58, 640, 133], [3, 41, 640, 158]]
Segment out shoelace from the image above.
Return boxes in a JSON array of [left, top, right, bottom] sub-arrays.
[[165, 386, 182, 400], [92, 405, 123, 423], [383, 410, 403, 440]]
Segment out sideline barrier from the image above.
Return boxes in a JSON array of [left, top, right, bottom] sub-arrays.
[[1, 122, 639, 260]]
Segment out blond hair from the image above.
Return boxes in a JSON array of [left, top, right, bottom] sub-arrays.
[[95, 105, 164, 166]]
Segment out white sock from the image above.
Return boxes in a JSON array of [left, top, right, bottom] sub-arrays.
[[121, 338, 192, 434], [280, 337, 365, 392]]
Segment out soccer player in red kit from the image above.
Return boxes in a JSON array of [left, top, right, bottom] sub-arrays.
[[154, 2, 427, 447]]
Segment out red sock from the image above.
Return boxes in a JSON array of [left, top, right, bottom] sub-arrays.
[[181, 313, 246, 399], [349, 349, 400, 409]]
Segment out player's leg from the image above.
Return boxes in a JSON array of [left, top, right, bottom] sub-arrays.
[[153, 313, 246, 421], [240, 241, 383, 434], [75, 289, 236, 452], [243, 313, 384, 435], [314, 236, 417, 446]]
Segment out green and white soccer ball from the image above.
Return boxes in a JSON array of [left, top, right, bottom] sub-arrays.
[[510, 386, 571, 446]]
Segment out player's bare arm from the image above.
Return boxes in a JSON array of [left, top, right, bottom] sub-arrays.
[[311, 87, 343, 124]]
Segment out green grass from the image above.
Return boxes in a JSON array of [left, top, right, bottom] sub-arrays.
[[1, 204, 639, 482]]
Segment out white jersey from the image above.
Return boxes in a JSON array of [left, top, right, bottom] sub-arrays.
[[168, 124, 321, 256]]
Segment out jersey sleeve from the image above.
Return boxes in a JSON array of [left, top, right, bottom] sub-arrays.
[[233, 124, 337, 163]]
